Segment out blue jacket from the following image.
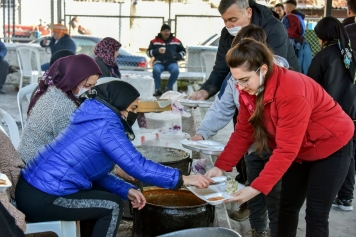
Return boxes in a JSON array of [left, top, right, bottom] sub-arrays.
[[290, 39, 312, 74], [40, 34, 76, 56], [21, 99, 180, 200]]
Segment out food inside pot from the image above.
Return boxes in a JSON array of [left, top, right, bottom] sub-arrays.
[[144, 189, 206, 207]]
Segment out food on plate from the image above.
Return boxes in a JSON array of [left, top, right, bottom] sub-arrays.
[[0, 179, 6, 185], [226, 176, 238, 195], [207, 196, 224, 201], [191, 187, 216, 196]]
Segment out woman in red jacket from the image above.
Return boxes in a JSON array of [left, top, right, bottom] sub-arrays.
[[205, 38, 354, 237]]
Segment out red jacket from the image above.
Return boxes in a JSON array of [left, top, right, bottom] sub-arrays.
[[215, 65, 354, 195]]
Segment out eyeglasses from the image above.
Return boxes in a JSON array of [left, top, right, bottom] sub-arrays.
[[230, 67, 261, 87]]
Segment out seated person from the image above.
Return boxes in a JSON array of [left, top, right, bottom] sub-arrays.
[[0, 40, 9, 94], [15, 80, 211, 237], [94, 37, 121, 78], [147, 24, 186, 96], [40, 24, 76, 71], [282, 14, 312, 74], [17, 54, 101, 164], [0, 130, 26, 234]]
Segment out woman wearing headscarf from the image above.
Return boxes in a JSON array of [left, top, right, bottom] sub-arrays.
[[15, 80, 211, 237], [30, 49, 75, 101], [307, 16, 356, 212], [94, 37, 121, 78], [282, 14, 312, 74], [17, 54, 101, 164], [40, 23, 76, 71]]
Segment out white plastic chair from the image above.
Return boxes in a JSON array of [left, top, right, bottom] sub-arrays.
[[96, 76, 121, 85], [0, 108, 20, 149], [200, 51, 217, 83], [17, 83, 38, 129], [25, 220, 80, 237], [16, 46, 43, 89]]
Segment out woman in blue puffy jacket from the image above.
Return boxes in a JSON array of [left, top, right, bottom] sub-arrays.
[[16, 80, 211, 237]]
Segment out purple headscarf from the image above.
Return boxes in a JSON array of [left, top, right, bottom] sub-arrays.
[[28, 54, 102, 115]]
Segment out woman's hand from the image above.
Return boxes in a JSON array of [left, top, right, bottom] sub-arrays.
[[183, 174, 213, 188], [204, 167, 223, 178], [225, 186, 261, 204], [116, 167, 135, 182], [190, 134, 204, 141], [127, 188, 146, 210]]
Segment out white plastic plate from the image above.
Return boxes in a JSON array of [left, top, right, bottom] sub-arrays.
[[179, 99, 199, 107], [0, 173, 12, 192], [187, 182, 245, 205]]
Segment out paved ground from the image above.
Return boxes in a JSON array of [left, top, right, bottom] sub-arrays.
[[1, 84, 356, 237]]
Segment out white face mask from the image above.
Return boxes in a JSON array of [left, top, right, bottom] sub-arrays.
[[73, 86, 89, 99], [226, 21, 249, 36]]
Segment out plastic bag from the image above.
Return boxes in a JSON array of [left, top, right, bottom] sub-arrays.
[[191, 158, 208, 175], [160, 91, 191, 117]]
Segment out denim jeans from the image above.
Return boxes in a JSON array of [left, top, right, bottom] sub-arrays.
[[245, 151, 281, 237], [277, 141, 352, 237], [0, 59, 9, 88], [152, 63, 179, 90], [41, 62, 50, 71]]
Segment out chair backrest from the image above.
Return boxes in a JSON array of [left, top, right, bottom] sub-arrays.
[[16, 46, 42, 77], [0, 124, 7, 135], [17, 83, 38, 129], [0, 108, 20, 149], [25, 220, 80, 237], [200, 51, 217, 83], [96, 77, 121, 86]]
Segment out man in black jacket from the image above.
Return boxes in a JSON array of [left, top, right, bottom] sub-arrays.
[[147, 24, 186, 96], [189, 0, 300, 100], [343, 0, 356, 52]]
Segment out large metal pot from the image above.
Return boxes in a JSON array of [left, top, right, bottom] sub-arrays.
[[122, 146, 192, 219], [157, 227, 242, 237], [136, 145, 192, 175], [132, 187, 215, 237]]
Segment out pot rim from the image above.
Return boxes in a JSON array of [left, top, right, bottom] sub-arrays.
[[143, 187, 209, 209]]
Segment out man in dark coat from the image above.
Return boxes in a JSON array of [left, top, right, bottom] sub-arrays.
[[40, 24, 76, 71], [189, 0, 300, 100], [147, 24, 186, 96], [342, 0, 356, 52]]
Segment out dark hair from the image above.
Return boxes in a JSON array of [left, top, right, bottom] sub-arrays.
[[347, 0, 356, 14], [274, 3, 284, 9], [218, 0, 250, 14], [284, 0, 297, 6], [231, 24, 267, 47], [226, 39, 274, 154]]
